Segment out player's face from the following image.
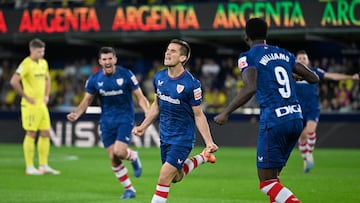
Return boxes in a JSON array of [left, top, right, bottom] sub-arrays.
[[296, 53, 310, 66], [30, 47, 45, 60], [99, 53, 117, 76], [164, 43, 185, 67]]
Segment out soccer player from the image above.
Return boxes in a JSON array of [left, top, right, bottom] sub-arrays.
[[10, 38, 60, 175], [295, 50, 359, 173], [66, 47, 149, 199], [214, 18, 319, 203], [132, 39, 218, 203]]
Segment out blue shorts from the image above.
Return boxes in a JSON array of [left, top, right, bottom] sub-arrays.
[[160, 143, 192, 169], [257, 119, 303, 169], [100, 123, 133, 148]]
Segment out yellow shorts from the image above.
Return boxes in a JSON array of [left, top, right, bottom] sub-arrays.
[[21, 104, 51, 131]]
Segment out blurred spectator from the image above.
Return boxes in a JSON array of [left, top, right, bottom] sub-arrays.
[[335, 83, 352, 110], [327, 57, 342, 73], [201, 58, 220, 88], [203, 86, 227, 113], [188, 57, 203, 80], [216, 57, 236, 89], [320, 99, 332, 112], [0, 52, 360, 113], [63, 61, 77, 80], [141, 59, 165, 103], [320, 57, 329, 71], [76, 58, 92, 79]]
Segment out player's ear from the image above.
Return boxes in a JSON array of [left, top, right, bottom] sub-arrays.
[[179, 55, 187, 64]]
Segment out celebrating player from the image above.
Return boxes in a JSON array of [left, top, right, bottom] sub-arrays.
[[214, 18, 319, 203], [67, 47, 149, 199], [295, 50, 359, 173], [132, 39, 218, 203], [10, 38, 60, 175]]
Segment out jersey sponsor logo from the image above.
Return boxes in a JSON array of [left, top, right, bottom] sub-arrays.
[[97, 81, 103, 87], [238, 56, 248, 70], [157, 89, 180, 104], [34, 73, 45, 78], [99, 89, 124, 96], [176, 84, 184, 94], [275, 104, 302, 117], [116, 78, 124, 86], [131, 75, 139, 85], [193, 87, 202, 100]]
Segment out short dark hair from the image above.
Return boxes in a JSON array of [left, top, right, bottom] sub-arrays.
[[245, 18, 268, 40], [29, 38, 45, 48], [98, 47, 116, 58], [296, 50, 308, 55], [170, 39, 191, 65]]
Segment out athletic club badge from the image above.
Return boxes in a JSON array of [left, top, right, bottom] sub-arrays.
[[176, 84, 184, 93], [116, 78, 124, 86]]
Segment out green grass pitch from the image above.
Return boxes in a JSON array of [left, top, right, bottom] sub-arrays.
[[0, 144, 359, 203]]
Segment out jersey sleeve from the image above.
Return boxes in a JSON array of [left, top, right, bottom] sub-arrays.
[[238, 53, 255, 74], [189, 79, 202, 106], [288, 52, 296, 68], [127, 69, 140, 91], [314, 67, 325, 80], [153, 72, 159, 94], [85, 75, 96, 95], [16, 60, 28, 77]]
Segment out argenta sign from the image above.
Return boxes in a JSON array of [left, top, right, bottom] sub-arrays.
[[0, 0, 359, 34]]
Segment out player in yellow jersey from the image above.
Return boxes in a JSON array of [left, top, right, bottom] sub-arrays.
[[10, 38, 60, 175]]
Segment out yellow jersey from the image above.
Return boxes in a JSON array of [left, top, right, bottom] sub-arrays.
[[16, 56, 49, 106]]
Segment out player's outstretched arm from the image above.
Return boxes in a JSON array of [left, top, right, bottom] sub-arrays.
[[324, 72, 360, 81], [193, 105, 218, 153], [214, 68, 257, 125], [293, 62, 319, 84], [67, 93, 94, 122], [133, 88, 150, 116]]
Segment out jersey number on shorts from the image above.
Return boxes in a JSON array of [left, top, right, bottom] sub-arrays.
[[274, 66, 291, 98]]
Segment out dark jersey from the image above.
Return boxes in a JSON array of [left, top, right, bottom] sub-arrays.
[[85, 66, 139, 125], [153, 69, 202, 148], [238, 44, 302, 128]]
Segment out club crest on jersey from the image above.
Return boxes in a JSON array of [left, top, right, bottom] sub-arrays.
[[238, 56, 248, 70], [176, 84, 184, 93], [116, 78, 124, 86]]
